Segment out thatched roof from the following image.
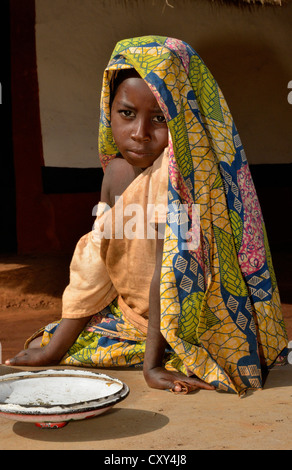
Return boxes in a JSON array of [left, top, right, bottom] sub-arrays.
[[163, 0, 288, 12], [164, 0, 287, 8], [213, 0, 285, 4]]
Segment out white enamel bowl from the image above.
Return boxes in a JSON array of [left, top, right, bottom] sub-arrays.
[[0, 369, 129, 428]]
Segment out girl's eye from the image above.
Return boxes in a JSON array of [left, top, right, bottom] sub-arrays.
[[119, 110, 134, 118], [153, 115, 166, 124]]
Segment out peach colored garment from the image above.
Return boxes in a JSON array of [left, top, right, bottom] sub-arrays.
[[62, 148, 168, 336]]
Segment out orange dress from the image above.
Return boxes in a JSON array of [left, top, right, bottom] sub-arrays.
[[38, 149, 169, 367]]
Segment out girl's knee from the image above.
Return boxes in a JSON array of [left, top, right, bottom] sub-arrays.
[[27, 336, 42, 349]]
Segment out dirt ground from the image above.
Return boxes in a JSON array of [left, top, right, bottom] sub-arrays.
[[0, 253, 70, 361], [0, 251, 292, 451]]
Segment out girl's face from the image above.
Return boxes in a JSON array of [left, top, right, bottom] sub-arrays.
[[111, 77, 168, 169]]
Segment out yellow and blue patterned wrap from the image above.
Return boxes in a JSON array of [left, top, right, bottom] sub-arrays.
[[98, 36, 287, 394]]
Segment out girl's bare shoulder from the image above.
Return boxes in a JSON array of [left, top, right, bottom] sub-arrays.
[[101, 157, 142, 207]]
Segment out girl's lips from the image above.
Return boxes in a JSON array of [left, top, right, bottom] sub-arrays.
[[127, 150, 153, 157]]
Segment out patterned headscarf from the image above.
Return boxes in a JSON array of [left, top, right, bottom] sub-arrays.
[[98, 36, 287, 394]]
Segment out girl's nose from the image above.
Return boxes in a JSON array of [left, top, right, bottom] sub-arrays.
[[131, 118, 151, 142]]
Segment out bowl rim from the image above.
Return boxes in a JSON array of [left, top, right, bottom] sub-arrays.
[[0, 369, 130, 416]]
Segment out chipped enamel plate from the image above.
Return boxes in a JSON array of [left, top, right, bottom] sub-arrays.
[[0, 369, 129, 428]]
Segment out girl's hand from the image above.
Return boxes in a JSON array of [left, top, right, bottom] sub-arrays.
[[5, 347, 59, 367], [5, 316, 92, 368], [144, 366, 215, 393]]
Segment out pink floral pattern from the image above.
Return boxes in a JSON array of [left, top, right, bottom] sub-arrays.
[[237, 164, 265, 276], [165, 38, 190, 74]]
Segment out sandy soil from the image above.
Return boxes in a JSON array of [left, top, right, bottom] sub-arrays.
[[0, 254, 70, 362]]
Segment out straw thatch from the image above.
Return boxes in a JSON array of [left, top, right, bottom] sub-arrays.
[[212, 0, 285, 4], [163, 0, 287, 8]]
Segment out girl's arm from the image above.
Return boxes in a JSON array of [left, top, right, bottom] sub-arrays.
[[5, 316, 91, 367], [143, 233, 215, 393], [143, 236, 168, 381]]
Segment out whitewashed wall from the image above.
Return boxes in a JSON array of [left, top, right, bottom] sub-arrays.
[[35, 0, 292, 168]]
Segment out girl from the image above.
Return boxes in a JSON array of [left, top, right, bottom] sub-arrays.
[[6, 36, 287, 395]]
